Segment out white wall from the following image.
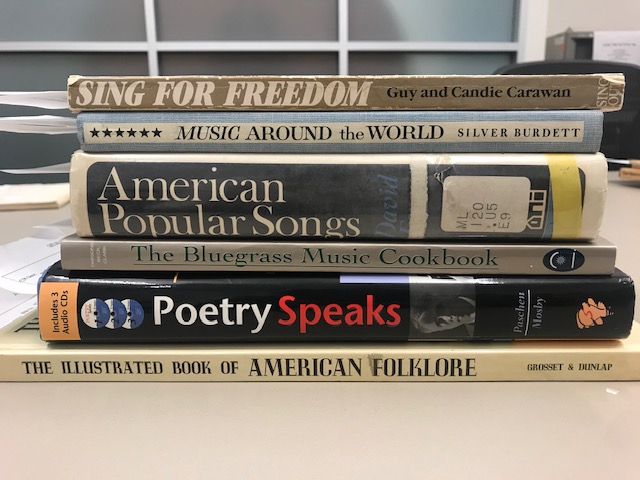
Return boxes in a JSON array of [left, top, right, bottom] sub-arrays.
[[547, 0, 640, 36]]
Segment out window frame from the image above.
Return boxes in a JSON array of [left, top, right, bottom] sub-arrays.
[[0, 0, 548, 75]]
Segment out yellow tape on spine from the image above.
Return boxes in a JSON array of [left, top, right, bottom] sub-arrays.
[[547, 154, 582, 239]]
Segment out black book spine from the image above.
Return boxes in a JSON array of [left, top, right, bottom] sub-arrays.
[[70, 151, 607, 241], [38, 262, 635, 343]]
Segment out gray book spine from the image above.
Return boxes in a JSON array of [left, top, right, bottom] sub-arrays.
[[60, 235, 617, 275], [77, 110, 604, 154]]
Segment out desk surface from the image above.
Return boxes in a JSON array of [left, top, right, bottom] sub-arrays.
[[2, 172, 640, 480]]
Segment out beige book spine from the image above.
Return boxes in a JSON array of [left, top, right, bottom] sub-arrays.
[[67, 73, 625, 112], [2, 329, 639, 382]]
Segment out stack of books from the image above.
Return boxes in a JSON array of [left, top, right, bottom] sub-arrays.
[[2, 72, 638, 382]]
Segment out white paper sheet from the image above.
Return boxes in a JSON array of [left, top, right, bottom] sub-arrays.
[[0, 219, 74, 330], [0, 91, 68, 110], [0, 115, 76, 134], [593, 31, 640, 65], [0, 162, 70, 174], [0, 290, 38, 333]]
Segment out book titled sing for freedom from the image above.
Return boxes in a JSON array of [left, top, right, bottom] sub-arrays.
[[69, 151, 608, 241], [37, 261, 635, 343], [76, 110, 604, 154], [66, 74, 625, 112]]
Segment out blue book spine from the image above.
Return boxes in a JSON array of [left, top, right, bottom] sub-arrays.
[[77, 110, 603, 154]]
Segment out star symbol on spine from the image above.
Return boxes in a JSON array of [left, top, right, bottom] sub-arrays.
[[116, 128, 124, 137], [127, 128, 136, 137], [140, 128, 149, 137], [90, 128, 100, 137], [152, 128, 162, 137], [102, 128, 112, 137]]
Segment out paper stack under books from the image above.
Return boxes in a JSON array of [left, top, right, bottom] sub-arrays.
[[5, 72, 638, 382]]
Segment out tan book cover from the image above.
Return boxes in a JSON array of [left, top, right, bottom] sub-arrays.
[[0, 183, 69, 211], [619, 166, 640, 180], [67, 74, 625, 112], [1, 319, 638, 382]]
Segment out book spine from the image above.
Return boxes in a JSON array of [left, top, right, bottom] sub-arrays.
[[37, 263, 635, 343], [619, 167, 640, 180], [3, 335, 639, 382], [59, 236, 617, 276], [76, 110, 604, 154], [69, 151, 608, 241], [66, 74, 625, 112]]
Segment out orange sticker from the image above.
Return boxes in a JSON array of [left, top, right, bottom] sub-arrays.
[[38, 282, 80, 341]]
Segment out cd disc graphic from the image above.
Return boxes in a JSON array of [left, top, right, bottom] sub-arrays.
[[104, 299, 127, 329], [80, 298, 110, 328], [121, 299, 144, 329]]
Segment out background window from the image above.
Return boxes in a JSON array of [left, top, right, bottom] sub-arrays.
[[0, 0, 544, 181]]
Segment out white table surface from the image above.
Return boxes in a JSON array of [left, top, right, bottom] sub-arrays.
[[1, 171, 639, 480]]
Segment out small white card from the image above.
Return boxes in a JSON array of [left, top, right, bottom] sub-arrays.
[[0, 219, 74, 330], [593, 31, 640, 65]]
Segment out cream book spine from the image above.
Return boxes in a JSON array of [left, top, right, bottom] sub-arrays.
[[1, 321, 639, 382]]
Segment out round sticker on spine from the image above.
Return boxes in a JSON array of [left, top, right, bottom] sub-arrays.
[[122, 299, 144, 329], [104, 299, 128, 329], [80, 298, 111, 328], [543, 248, 585, 272]]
